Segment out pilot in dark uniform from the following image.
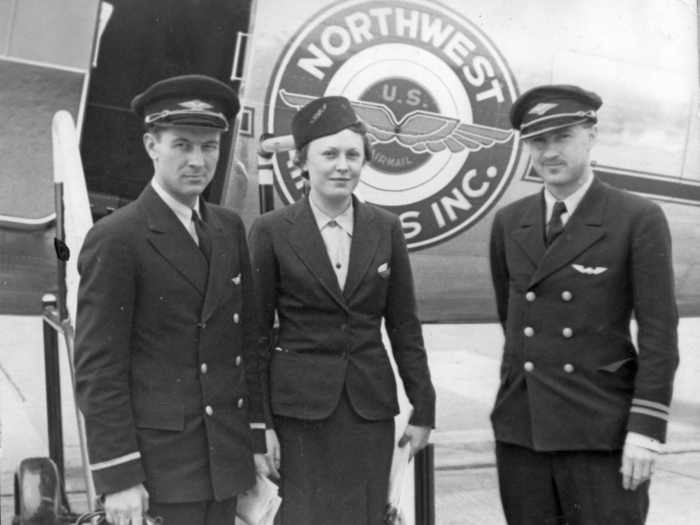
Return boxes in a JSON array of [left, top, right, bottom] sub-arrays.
[[74, 75, 266, 525], [489, 85, 679, 524]]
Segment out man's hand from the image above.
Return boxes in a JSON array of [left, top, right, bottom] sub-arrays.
[[255, 429, 281, 479], [621, 442, 657, 490], [104, 483, 149, 525], [398, 425, 431, 460]]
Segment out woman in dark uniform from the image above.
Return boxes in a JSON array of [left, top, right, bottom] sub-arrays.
[[249, 96, 436, 524]]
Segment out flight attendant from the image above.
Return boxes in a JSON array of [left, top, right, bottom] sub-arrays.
[[249, 96, 436, 524]]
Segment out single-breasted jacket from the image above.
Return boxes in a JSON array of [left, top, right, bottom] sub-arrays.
[[74, 184, 265, 503], [248, 196, 435, 428], [489, 177, 679, 452]]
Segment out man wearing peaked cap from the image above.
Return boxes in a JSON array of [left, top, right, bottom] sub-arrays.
[[131, 74, 240, 131], [74, 75, 268, 525], [489, 84, 678, 524], [509, 84, 602, 140]]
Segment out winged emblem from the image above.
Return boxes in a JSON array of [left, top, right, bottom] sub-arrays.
[[279, 90, 513, 154], [572, 264, 608, 275], [180, 99, 214, 111]]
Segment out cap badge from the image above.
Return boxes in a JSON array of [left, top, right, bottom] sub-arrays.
[[179, 99, 214, 111], [309, 103, 327, 124], [528, 103, 558, 115]]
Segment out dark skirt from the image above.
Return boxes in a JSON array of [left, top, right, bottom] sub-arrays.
[[273, 386, 395, 525]]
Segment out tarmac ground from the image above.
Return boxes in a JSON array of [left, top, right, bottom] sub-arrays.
[[2, 316, 699, 524]]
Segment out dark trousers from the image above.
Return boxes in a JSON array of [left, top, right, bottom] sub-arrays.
[[496, 441, 649, 525], [147, 497, 237, 525]]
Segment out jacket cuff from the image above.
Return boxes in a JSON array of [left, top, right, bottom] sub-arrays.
[[626, 398, 670, 443], [91, 456, 147, 496], [408, 407, 436, 429]]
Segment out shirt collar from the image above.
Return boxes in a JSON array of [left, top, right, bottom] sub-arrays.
[[309, 196, 354, 236], [151, 179, 201, 225], [544, 174, 594, 219]]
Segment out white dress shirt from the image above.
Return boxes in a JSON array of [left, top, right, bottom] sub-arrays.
[[151, 179, 202, 246], [309, 197, 354, 291], [543, 174, 594, 230]]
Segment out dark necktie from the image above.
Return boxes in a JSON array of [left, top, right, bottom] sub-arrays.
[[192, 209, 212, 263], [547, 201, 567, 247]]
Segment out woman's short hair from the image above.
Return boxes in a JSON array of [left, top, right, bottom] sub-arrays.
[[293, 121, 373, 179]]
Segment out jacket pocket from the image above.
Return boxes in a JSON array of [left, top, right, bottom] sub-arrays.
[[133, 402, 184, 431], [598, 358, 637, 373]]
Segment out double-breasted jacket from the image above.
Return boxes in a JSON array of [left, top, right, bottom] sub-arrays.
[[74, 184, 265, 502], [489, 177, 679, 451]]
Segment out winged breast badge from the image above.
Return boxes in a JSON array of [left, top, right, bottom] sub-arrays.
[[279, 90, 513, 154], [572, 264, 608, 275]]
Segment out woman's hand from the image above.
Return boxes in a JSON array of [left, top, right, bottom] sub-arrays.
[[398, 425, 431, 460], [255, 429, 281, 479]]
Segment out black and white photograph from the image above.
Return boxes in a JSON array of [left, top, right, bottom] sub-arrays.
[[1, 1, 699, 524]]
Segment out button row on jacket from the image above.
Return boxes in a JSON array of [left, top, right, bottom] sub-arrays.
[[526, 291, 572, 302], [524, 362, 574, 373]]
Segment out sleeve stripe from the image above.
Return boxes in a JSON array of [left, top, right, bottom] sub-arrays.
[[91, 452, 141, 471], [630, 407, 670, 421], [250, 423, 266, 430], [632, 399, 670, 414]]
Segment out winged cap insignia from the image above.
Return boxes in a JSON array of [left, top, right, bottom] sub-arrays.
[[309, 103, 327, 123], [528, 103, 559, 115], [179, 99, 214, 111]]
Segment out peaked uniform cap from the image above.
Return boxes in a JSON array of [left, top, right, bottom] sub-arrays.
[[292, 96, 361, 150], [131, 75, 240, 132], [509, 85, 603, 139]]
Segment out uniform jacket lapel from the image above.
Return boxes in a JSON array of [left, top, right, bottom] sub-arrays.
[[531, 177, 608, 287], [287, 197, 349, 312], [343, 197, 380, 301], [201, 202, 234, 323], [511, 192, 547, 271], [139, 185, 208, 296]]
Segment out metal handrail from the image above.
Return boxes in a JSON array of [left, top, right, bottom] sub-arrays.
[[0, 212, 56, 231]]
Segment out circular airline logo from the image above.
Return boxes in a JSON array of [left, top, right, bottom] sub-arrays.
[[265, 0, 521, 250]]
